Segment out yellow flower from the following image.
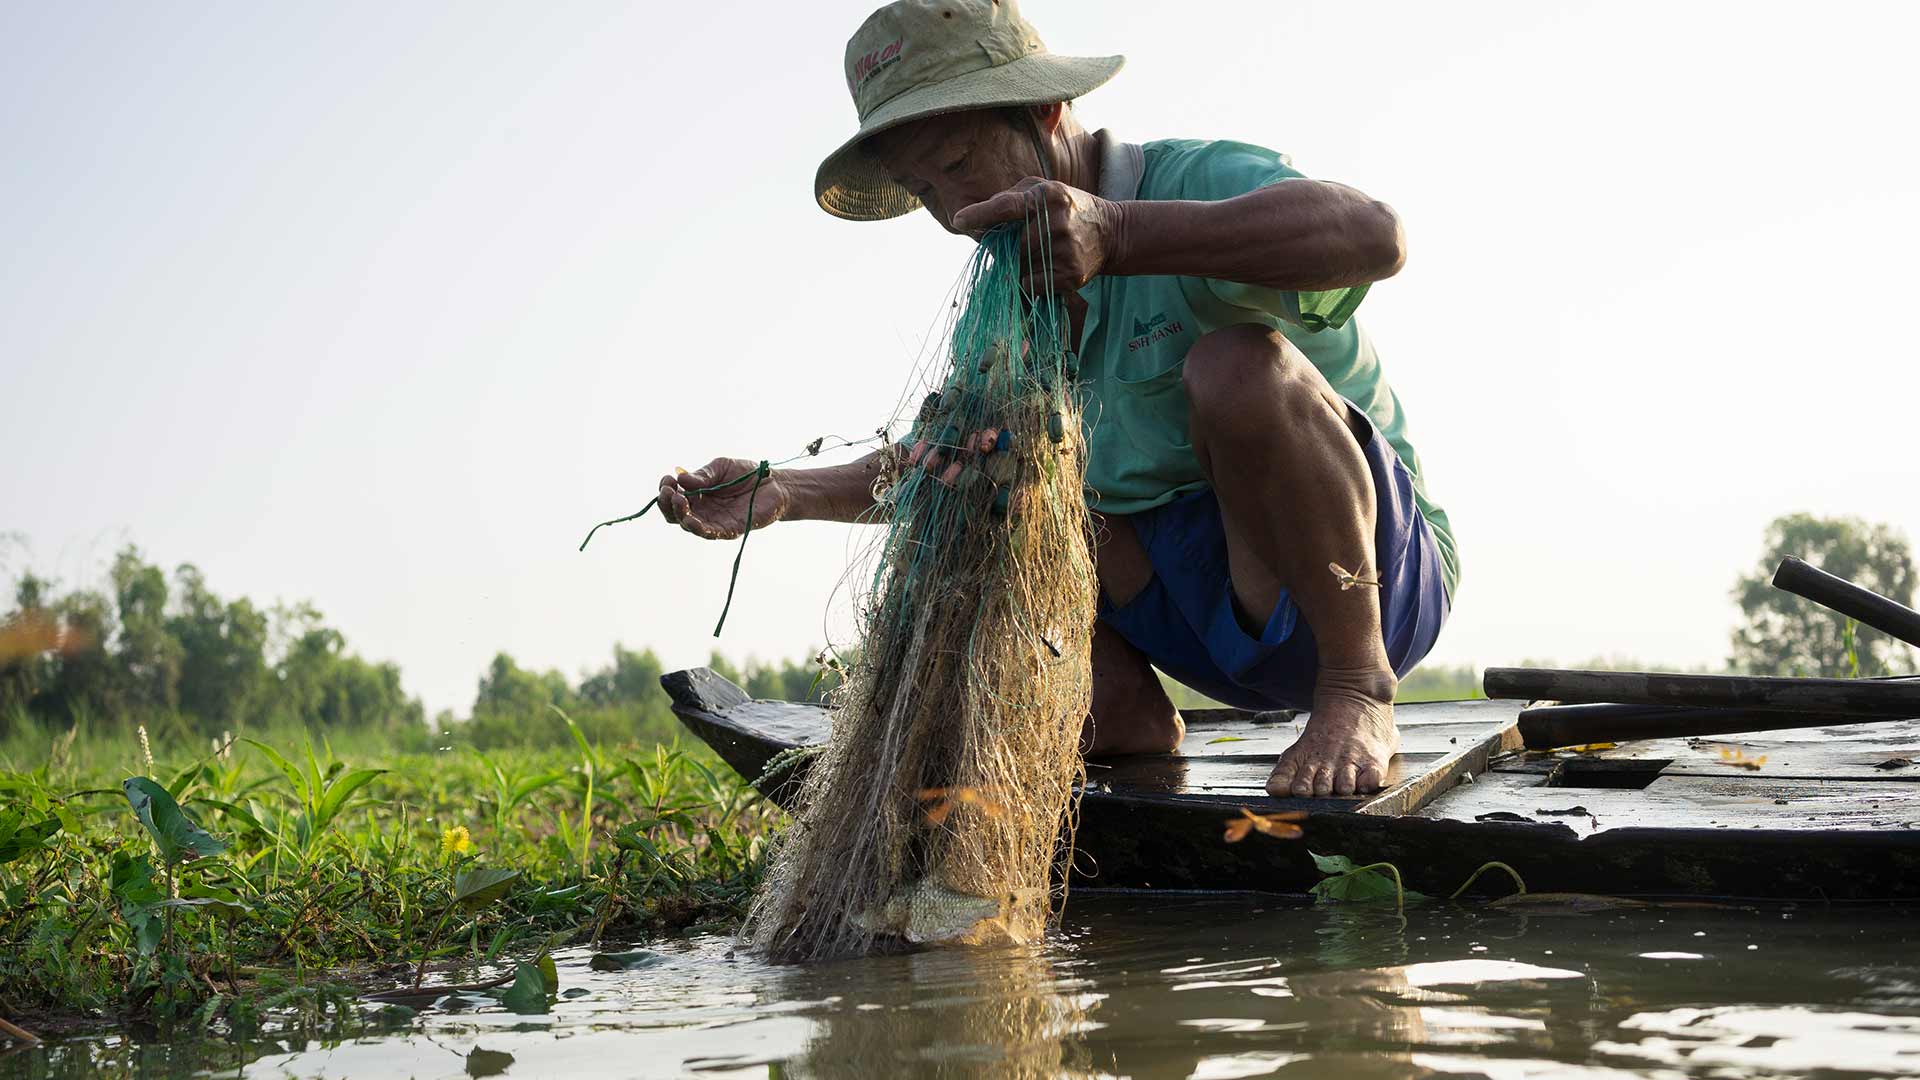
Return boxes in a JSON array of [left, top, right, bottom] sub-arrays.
[[440, 825, 473, 857]]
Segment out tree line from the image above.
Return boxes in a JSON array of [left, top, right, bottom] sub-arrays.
[[0, 544, 835, 749], [2, 513, 1910, 748]]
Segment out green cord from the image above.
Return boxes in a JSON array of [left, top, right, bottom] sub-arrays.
[[713, 461, 770, 638], [575, 459, 775, 638]]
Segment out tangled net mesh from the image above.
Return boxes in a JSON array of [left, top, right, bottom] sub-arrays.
[[746, 217, 1097, 962]]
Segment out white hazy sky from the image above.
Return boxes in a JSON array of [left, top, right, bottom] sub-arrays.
[[4, 1, 1917, 717]]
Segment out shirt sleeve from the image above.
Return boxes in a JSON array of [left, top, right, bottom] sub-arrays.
[[1167, 140, 1370, 333]]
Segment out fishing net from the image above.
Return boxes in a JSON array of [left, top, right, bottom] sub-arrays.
[[746, 217, 1097, 961]]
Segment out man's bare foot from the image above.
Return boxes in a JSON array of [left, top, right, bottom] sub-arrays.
[[1267, 676, 1398, 797]]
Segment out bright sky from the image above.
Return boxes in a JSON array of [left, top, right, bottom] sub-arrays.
[[4, 1, 1916, 716]]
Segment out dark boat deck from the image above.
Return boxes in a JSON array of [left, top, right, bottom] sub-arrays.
[[663, 668, 1920, 900]]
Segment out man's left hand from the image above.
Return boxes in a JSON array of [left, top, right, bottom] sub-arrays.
[[951, 177, 1119, 296]]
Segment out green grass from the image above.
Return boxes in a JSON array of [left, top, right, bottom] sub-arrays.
[[0, 714, 777, 1035]]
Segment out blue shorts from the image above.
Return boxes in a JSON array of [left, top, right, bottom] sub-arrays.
[[1095, 403, 1451, 712]]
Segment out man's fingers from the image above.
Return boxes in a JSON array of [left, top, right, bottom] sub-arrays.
[[657, 475, 689, 523], [953, 176, 1047, 234], [952, 190, 1026, 234]]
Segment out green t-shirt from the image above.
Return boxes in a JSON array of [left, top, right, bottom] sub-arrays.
[[1074, 132, 1459, 598]]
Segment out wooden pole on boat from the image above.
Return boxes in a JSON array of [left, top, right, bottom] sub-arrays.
[[1483, 668, 1920, 717], [0, 1016, 39, 1046], [1772, 556, 1920, 650], [1515, 701, 1900, 750]]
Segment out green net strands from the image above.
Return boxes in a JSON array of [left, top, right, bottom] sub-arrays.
[[747, 221, 1098, 962]]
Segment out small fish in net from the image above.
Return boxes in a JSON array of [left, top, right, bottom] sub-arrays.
[[746, 214, 1096, 961]]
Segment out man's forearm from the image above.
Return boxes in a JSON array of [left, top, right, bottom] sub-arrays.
[[781, 449, 891, 523], [1106, 179, 1405, 292]]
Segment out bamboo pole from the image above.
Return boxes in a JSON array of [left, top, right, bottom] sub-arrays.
[[1772, 556, 1920, 650]]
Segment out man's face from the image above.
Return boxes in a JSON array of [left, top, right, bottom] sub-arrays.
[[868, 110, 1042, 235]]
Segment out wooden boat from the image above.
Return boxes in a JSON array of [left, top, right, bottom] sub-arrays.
[[663, 668, 1920, 900]]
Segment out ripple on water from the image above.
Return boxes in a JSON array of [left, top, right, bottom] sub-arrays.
[[12, 897, 1920, 1079]]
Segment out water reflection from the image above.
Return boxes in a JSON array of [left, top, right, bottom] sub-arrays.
[[6, 897, 1920, 1079]]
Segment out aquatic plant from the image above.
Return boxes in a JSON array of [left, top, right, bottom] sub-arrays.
[[0, 727, 775, 1031]]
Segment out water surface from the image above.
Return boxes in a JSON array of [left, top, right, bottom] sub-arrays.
[[11, 895, 1920, 1078]]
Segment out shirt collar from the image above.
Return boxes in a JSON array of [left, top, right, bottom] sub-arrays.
[[1092, 128, 1145, 202]]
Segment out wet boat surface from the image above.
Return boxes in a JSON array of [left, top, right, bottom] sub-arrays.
[[663, 667, 1920, 900]]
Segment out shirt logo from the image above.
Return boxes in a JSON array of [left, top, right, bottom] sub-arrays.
[[852, 38, 905, 89], [1126, 312, 1185, 352]]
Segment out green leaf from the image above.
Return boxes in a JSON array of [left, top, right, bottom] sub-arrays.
[[498, 961, 552, 1014], [193, 796, 270, 837], [1205, 735, 1249, 745], [0, 809, 60, 865], [535, 951, 558, 995], [452, 867, 521, 910], [244, 739, 310, 802], [122, 777, 225, 864], [1309, 851, 1358, 876], [109, 851, 165, 904], [154, 895, 253, 918], [315, 768, 385, 828], [466, 1048, 515, 1077], [589, 949, 668, 972]]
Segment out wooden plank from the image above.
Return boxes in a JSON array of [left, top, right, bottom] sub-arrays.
[[1485, 667, 1920, 717], [1420, 768, 1920, 833], [1087, 752, 1449, 802], [1356, 716, 1524, 817]]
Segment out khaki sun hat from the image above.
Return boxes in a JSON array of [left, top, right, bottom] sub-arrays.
[[815, 0, 1124, 221]]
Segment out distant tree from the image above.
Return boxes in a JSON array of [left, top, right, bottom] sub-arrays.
[[109, 547, 182, 715], [170, 564, 271, 732], [1731, 513, 1917, 677], [577, 646, 666, 708]]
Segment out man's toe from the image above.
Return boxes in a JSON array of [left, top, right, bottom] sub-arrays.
[[1266, 757, 1298, 797], [1332, 762, 1359, 796], [1357, 762, 1387, 792]]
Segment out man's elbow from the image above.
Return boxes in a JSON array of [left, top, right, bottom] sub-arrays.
[[1360, 199, 1407, 281]]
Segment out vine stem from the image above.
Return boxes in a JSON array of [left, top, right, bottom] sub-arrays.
[[1350, 862, 1409, 911], [1450, 860, 1528, 900]]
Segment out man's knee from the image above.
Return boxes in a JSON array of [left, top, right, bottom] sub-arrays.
[[1182, 324, 1327, 433]]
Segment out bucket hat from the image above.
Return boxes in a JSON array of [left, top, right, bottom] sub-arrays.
[[816, 0, 1123, 220]]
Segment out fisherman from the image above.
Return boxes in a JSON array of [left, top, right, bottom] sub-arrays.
[[656, 0, 1457, 799]]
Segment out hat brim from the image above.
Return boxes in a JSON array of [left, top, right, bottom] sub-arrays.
[[815, 52, 1124, 222]]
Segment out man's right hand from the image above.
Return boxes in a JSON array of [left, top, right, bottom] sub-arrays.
[[658, 458, 792, 540]]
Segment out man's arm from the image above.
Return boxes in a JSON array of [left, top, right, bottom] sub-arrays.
[[951, 177, 1404, 297], [1107, 179, 1405, 292], [783, 450, 891, 523]]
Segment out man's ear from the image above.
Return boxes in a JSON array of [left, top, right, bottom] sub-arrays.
[[1028, 101, 1067, 135]]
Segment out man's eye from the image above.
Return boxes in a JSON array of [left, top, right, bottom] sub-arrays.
[[943, 155, 969, 176]]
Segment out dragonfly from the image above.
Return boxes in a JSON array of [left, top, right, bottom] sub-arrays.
[[916, 787, 1009, 827], [1221, 808, 1307, 843], [1329, 562, 1381, 591]]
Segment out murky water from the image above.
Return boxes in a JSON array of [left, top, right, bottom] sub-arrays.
[[10, 895, 1920, 1079]]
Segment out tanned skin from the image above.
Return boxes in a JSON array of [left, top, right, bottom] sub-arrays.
[[656, 103, 1410, 798]]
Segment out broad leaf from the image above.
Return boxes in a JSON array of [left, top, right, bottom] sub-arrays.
[[123, 777, 225, 864], [1309, 851, 1358, 876], [1306, 850, 1428, 905], [452, 867, 520, 910], [589, 949, 668, 972], [499, 961, 552, 1014]]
